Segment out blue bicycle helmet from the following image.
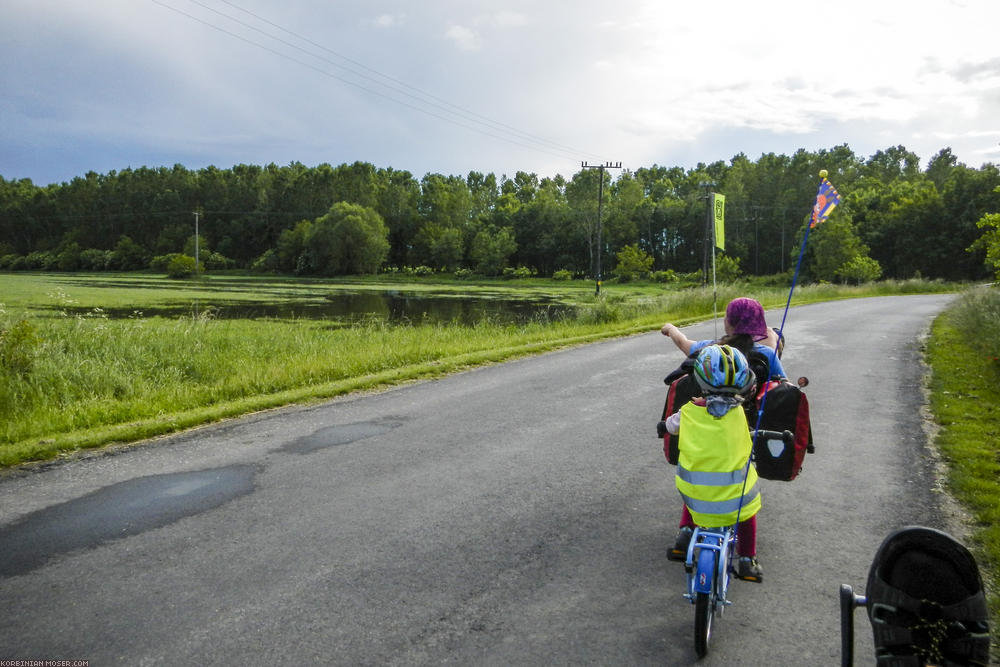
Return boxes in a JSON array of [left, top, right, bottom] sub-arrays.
[[693, 344, 754, 395]]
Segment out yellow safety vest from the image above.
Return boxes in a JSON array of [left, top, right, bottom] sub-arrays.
[[675, 401, 761, 527]]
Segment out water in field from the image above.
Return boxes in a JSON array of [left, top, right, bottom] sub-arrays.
[[49, 288, 576, 326]]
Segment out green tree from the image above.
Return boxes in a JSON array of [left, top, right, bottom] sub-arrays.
[[512, 176, 569, 275], [968, 187, 1000, 278], [971, 212, 1000, 278], [412, 223, 464, 270], [808, 216, 870, 282], [714, 254, 743, 282], [612, 244, 653, 282], [110, 235, 149, 270], [307, 202, 389, 275], [378, 168, 421, 267], [835, 255, 882, 284], [470, 226, 517, 276], [565, 169, 603, 278], [183, 234, 210, 259], [276, 220, 311, 273], [55, 242, 82, 271], [166, 254, 197, 279]]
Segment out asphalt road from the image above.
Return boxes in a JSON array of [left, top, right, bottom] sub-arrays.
[[0, 294, 958, 665]]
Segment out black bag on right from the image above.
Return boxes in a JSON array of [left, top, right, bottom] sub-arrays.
[[752, 379, 813, 481]]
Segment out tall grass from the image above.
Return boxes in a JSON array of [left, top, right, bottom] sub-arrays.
[[925, 285, 1000, 651], [0, 306, 642, 464]]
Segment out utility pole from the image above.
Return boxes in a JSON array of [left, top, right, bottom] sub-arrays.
[[581, 161, 622, 295]]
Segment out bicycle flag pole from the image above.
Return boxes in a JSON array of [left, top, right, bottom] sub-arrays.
[[740, 170, 841, 553], [775, 170, 841, 336]]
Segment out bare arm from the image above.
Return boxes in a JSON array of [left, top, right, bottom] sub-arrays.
[[660, 322, 694, 355], [761, 326, 780, 351]]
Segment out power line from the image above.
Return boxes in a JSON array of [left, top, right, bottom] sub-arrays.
[[213, 0, 602, 161], [149, 0, 604, 164]]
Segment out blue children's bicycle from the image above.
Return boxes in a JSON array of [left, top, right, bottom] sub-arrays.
[[682, 428, 793, 658]]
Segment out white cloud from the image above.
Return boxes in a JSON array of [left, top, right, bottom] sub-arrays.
[[445, 24, 481, 51], [485, 11, 528, 29], [373, 13, 405, 28], [4, 0, 1000, 185]]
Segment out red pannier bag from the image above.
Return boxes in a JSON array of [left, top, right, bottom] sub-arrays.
[[752, 380, 813, 481]]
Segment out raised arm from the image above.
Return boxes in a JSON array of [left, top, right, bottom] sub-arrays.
[[661, 322, 695, 355]]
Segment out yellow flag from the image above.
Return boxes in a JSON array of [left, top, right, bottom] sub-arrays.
[[713, 193, 726, 251]]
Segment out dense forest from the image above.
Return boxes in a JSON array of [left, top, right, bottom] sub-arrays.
[[1, 144, 998, 283]]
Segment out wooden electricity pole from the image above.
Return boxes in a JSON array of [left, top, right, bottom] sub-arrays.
[[581, 161, 622, 295]]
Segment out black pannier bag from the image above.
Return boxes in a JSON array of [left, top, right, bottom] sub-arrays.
[[751, 379, 814, 481]]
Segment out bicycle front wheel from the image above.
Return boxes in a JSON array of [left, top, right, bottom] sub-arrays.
[[694, 591, 714, 657]]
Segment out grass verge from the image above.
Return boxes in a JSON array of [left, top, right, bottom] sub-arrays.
[[924, 285, 1000, 653]]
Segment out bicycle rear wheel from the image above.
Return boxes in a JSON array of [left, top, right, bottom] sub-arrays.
[[694, 591, 714, 657]]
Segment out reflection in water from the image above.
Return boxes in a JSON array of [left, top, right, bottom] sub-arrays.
[[52, 290, 576, 326]]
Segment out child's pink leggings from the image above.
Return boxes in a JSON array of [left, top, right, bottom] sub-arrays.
[[679, 505, 757, 557]]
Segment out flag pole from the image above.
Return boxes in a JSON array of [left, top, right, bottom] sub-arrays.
[[775, 169, 838, 335], [709, 190, 724, 338], [752, 169, 838, 486], [712, 216, 719, 340]]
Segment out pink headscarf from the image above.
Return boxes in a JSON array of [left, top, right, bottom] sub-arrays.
[[726, 298, 768, 340]]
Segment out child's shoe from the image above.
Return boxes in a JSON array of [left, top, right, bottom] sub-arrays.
[[735, 556, 763, 583], [667, 526, 693, 561]]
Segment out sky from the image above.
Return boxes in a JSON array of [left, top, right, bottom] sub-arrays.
[[3, 0, 1000, 187]]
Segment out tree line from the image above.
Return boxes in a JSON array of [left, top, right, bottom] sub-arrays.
[[1, 144, 998, 282]]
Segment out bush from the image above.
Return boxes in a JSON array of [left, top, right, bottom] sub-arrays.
[[55, 243, 82, 271], [651, 269, 678, 283], [251, 249, 280, 273], [836, 255, 882, 284], [681, 271, 703, 284], [502, 266, 536, 280], [151, 253, 181, 272], [79, 248, 112, 271], [204, 252, 236, 270], [25, 251, 57, 270], [714, 254, 743, 282], [552, 269, 574, 281], [0, 254, 20, 270], [453, 268, 475, 279], [166, 254, 198, 279], [110, 235, 150, 271], [612, 244, 653, 282]]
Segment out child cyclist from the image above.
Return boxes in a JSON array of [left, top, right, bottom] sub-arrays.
[[664, 344, 763, 582], [661, 297, 786, 381]]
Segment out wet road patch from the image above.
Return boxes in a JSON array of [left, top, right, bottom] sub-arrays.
[[0, 465, 257, 578], [283, 420, 402, 454]]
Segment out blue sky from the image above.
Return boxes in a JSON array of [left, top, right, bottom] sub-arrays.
[[3, 0, 999, 186]]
